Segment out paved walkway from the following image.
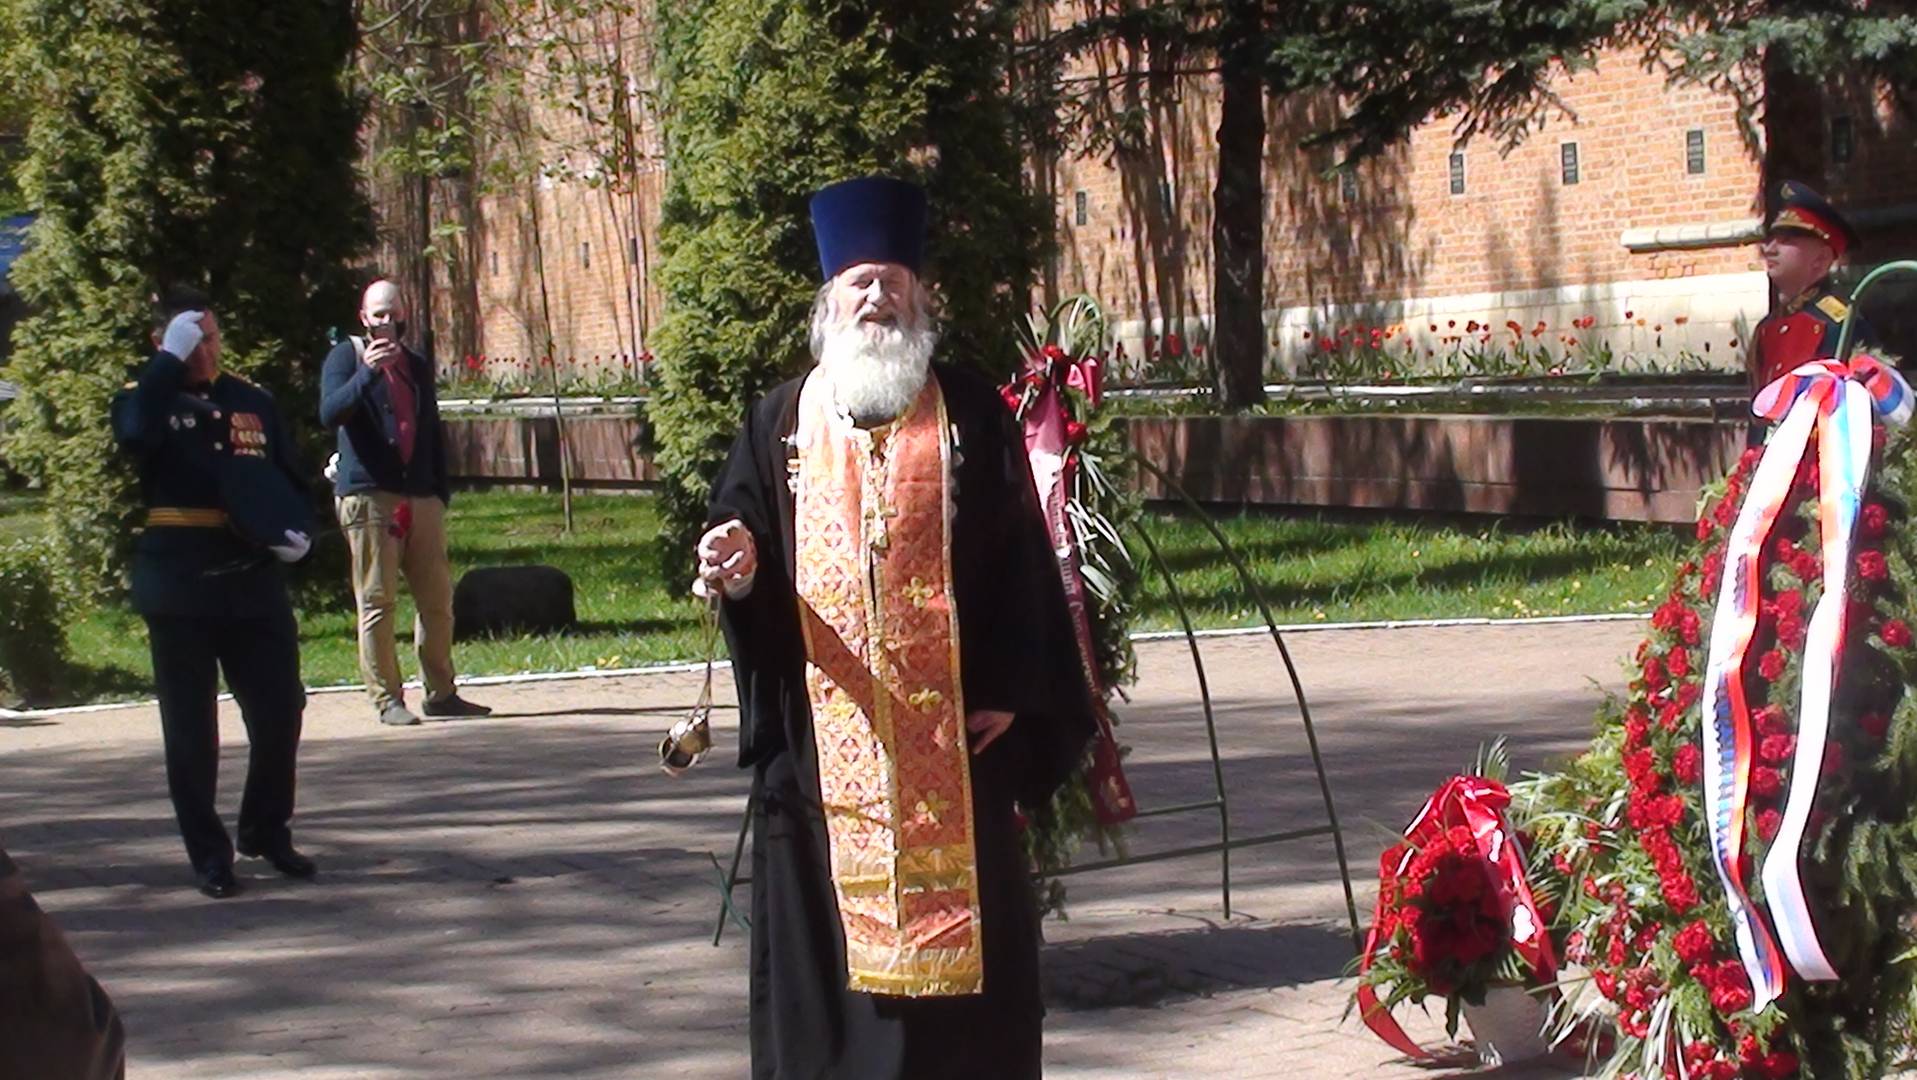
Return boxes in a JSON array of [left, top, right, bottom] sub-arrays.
[[3, 620, 1645, 1078]]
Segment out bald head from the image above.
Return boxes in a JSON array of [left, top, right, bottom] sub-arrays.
[[360, 279, 406, 331]]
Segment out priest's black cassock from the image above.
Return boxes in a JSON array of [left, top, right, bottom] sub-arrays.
[[709, 361, 1096, 1080]]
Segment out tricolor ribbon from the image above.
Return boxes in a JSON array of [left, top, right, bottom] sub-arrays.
[[1701, 354, 1912, 1010], [1356, 776, 1557, 1059], [1014, 353, 1137, 826]]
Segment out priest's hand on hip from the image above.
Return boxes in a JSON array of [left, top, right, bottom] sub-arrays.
[[693, 518, 757, 599], [967, 709, 1015, 754]]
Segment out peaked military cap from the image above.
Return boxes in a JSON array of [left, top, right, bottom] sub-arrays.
[[1768, 181, 1859, 258]]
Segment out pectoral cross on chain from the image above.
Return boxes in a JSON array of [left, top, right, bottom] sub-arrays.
[[861, 431, 898, 557]]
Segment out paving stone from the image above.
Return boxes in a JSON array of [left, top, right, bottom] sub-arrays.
[[2, 622, 1644, 1077]]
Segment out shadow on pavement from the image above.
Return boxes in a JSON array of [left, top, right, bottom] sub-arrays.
[[0, 626, 1638, 1078], [1043, 921, 1354, 1009]]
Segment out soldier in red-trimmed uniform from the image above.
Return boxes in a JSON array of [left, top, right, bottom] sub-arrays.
[[1749, 181, 1876, 398]]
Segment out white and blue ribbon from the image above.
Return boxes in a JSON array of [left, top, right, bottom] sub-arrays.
[[1701, 355, 1913, 1008]]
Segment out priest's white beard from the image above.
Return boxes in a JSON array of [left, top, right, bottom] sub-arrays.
[[817, 318, 937, 425]]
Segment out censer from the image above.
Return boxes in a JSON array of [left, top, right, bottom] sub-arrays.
[[659, 596, 721, 776]]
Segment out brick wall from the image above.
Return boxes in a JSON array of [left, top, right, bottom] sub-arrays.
[[455, 8, 667, 390], [443, 10, 1917, 381], [1047, 47, 1776, 371], [471, 170, 665, 381]]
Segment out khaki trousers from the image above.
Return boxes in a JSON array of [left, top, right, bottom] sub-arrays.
[[336, 492, 457, 710]]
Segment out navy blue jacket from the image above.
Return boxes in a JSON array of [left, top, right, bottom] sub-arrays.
[[318, 339, 451, 502], [112, 351, 303, 618]]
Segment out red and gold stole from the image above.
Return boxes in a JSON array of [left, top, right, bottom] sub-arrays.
[[792, 372, 984, 997]]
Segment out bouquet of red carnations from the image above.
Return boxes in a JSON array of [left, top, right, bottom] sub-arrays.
[[1357, 744, 1557, 1051]]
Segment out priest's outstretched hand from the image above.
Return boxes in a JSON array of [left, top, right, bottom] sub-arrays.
[[967, 709, 1015, 754], [694, 518, 758, 599]]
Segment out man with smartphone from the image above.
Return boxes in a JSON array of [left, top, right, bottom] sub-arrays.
[[319, 279, 489, 727]]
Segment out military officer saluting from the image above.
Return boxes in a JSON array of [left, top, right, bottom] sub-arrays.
[[112, 287, 318, 899], [1749, 181, 1876, 396]]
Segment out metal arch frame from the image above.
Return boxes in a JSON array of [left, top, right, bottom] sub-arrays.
[[710, 453, 1362, 952], [1835, 259, 1917, 364]]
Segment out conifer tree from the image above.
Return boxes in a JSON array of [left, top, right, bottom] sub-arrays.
[[647, 0, 1046, 547], [0, 0, 370, 601]]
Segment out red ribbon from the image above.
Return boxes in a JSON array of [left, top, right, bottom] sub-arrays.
[[1064, 354, 1102, 412], [1355, 776, 1556, 1059], [1010, 352, 1135, 825], [388, 499, 413, 542]]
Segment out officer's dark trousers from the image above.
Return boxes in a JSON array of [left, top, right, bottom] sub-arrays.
[[142, 608, 304, 875]]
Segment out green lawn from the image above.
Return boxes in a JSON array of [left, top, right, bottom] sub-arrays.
[[15, 490, 1683, 707], [1132, 512, 1683, 630], [56, 491, 711, 702], [0, 491, 48, 543]]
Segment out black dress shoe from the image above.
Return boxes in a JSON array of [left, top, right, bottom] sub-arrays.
[[423, 693, 492, 718], [238, 843, 317, 879], [198, 866, 242, 899]]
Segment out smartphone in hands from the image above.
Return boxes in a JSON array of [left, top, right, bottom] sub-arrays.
[[364, 322, 403, 368]]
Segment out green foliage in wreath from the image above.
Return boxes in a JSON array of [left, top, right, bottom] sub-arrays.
[[1514, 419, 1917, 1079]]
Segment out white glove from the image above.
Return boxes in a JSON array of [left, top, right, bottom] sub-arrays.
[[161, 310, 206, 362], [269, 529, 312, 563], [323, 452, 340, 482]]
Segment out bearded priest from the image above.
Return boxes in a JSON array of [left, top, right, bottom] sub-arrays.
[[693, 176, 1097, 1080]]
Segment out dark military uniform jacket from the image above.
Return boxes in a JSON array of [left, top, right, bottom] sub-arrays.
[[1751, 279, 1874, 390], [111, 351, 307, 618]]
